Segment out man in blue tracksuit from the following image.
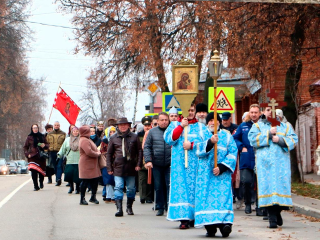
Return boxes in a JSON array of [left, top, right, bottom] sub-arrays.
[[233, 104, 265, 216]]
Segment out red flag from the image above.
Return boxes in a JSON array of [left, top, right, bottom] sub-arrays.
[[53, 89, 81, 125]]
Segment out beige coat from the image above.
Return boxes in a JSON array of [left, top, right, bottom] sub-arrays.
[[79, 125, 101, 179]]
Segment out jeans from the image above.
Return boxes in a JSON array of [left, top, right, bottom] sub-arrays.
[[55, 157, 64, 182], [49, 151, 63, 182], [153, 165, 170, 210], [102, 185, 115, 199], [114, 176, 136, 200]]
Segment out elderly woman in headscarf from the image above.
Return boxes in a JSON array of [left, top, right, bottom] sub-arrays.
[[57, 126, 81, 194], [101, 126, 116, 202], [79, 125, 101, 205], [24, 124, 49, 191]]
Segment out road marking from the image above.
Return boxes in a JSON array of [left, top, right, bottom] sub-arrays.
[[0, 178, 32, 209], [0, 175, 17, 177]]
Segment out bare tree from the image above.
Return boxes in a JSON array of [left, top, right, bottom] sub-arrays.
[[79, 83, 125, 125]]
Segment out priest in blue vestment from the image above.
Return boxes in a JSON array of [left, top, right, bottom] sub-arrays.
[[195, 112, 237, 237], [164, 103, 210, 229], [248, 107, 298, 228]]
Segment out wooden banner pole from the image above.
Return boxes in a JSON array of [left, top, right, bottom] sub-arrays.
[[184, 126, 188, 168], [213, 77, 218, 168]]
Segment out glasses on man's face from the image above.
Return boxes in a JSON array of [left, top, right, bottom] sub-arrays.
[[153, 123, 158, 126]]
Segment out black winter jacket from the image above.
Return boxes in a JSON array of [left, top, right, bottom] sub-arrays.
[[143, 126, 171, 167]]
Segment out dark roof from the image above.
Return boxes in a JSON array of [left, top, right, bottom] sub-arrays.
[[199, 67, 251, 83]]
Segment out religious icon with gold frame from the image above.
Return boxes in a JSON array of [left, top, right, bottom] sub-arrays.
[[172, 64, 198, 95]]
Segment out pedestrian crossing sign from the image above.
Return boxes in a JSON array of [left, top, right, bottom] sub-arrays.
[[162, 92, 182, 113], [208, 87, 235, 113]]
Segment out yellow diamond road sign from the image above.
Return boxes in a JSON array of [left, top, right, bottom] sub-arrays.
[[208, 87, 235, 113], [147, 83, 160, 96]]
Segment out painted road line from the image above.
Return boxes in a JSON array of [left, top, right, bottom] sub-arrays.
[[0, 178, 32, 209]]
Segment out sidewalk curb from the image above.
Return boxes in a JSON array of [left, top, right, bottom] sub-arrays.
[[292, 202, 320, 219]]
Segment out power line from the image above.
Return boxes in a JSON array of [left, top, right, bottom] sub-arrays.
[[0, 16, 77, 30], [31, 12, 58, 16], [26, 56, 94, 61], [32, 79, 87, 87]]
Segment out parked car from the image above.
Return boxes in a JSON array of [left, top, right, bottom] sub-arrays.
[[15, 160, 29, 174], [0, 159, 9, 175], [8, 161, 20, 174]]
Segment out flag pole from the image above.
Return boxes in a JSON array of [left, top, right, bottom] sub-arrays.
[[47, 82, 61, 124]]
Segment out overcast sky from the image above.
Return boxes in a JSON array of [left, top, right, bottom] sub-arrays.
[[26, 0, 149, 133]]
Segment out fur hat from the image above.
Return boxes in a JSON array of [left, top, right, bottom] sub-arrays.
[[45, 124, 53, 130], [196, 103, 208, 113], [206, 112, 221, 124]]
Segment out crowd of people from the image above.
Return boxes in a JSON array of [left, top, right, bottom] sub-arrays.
[[23, 102, 298, 238]]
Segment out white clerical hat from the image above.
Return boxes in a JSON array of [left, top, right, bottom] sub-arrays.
[[169, 106, 178, 114]]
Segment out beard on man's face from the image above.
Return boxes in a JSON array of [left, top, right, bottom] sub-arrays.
[[196, 116, 206, 124], [208, 125, 215, 132]]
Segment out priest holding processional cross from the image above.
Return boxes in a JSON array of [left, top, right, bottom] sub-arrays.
[[248, 89, 298, 229], [164, 51, 237, 238]]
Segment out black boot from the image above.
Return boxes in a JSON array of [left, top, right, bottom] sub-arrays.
[[89, 194, 99, 204], [220, 224, 232, 238], [205, 225, 217, 237], [189, 220, 195, 228], [75, 184, 80, 194], [55, 179, 61, 186], [80, 183, 88, 205], [275, 206, 283, 226], [115, 199, 123, 217], [126, 198, 134, 215], [80, 195, 88, 205], [66, 182, 70, 187], [47, 176, 52, 184], [156, 209, 164, 216], [256, 207, 264, 216], [68, 184, 74, 194], [245, 204, 252, 214], [268, 206, 278, 228]]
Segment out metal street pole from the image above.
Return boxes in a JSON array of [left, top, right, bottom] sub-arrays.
[[150, 95, 154, 113]]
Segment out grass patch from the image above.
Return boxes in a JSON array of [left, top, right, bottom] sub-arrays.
[[292, 183, 320, 200]]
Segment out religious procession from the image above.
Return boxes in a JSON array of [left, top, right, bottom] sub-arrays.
[[22, 51, 302, 238], [2, 1, 320, 240]]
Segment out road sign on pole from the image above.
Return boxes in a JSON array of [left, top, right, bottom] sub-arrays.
[[208, 87, 235, 113], [162, 92, 182, 113], [146, 82, 160, 97]]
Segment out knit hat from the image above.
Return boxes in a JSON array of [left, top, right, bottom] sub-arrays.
[[169, 106, 178, 114], [276, 109, 283, 118], [206, 112, 221, 124], [110, 126, 116, 132], [196, 103, 208, 113], [242, 112, 248, 121]]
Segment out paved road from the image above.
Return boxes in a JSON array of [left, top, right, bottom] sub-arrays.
[[0, 174, 319, 240]]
